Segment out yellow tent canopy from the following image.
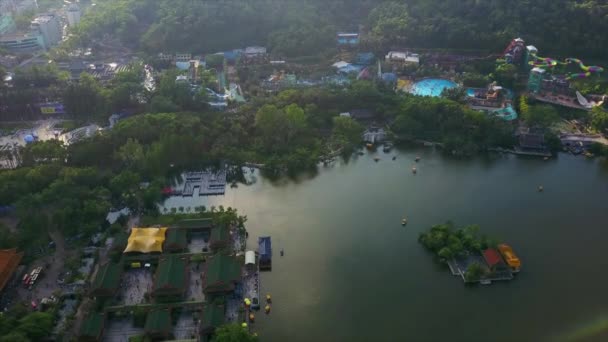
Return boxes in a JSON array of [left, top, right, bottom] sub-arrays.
[[123, 227, 168, 253]]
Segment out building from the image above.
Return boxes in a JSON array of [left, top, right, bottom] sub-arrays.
[[145, 309, 173, 340], [188, 60, 199, 82], [381, 72, 398, 85], [31, 13, 62, 48], [175, 53, 191, 62], [244, 46, 266, 57], [66, 3, 81, 27], [528, 67, 545, 93], [0, 248, 23, 293], [518, 132, 546, 150], [502, 38, 526, 64], [0, 14, 15, 35], [201, 301, 225, 336], [78, 312, 106, 342], [152, 255, 188, 298], [163, 229, 188, 253], [337, 32, 359, 46], [482, 248, 506, 272], [0, 32, 43, 52], [123, 227, 168, 254], [385, 51, 420, 66], [209, 225, 230, 252], [363, 127, 387, 144], [177, 218, 214, 230], [497, 244, 521, 272], [202, 254, 241, 295], [241, 46, 267, 64], [525, 45, 538, 66], [89, 262, 122, 298]]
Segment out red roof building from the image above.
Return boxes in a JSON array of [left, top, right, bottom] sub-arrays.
[[482, 248, 503, 269], [0, 249, 23, 292]]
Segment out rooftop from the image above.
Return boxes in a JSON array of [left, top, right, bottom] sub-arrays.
[[145, 309, 172, 336], [0, 248, 23, 292], [124, 227, 167, 254], [201, 302, 225, 333], [177, 218, 214, 229], [153, 255, 188, 295], [90, 262, 122, 296], [203, 254, 241, 294], [482, 248, 503, 267], [79, 312, 105, 341], [210, 225, 229, 244], [164, 229, 188, 252]]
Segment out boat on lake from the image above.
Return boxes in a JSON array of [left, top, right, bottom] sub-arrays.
[[259, 236, 272, 271]]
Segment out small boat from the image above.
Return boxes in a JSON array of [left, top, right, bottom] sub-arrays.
[[412, 166, 417, 174], [366, 143, 374, 149], [415, 156, 421, 162], [538, 185, 543, 192], [280, 249, 284, 257], [543, 156, 549, 161], [392, 156, 397, 160], [401, 218, 407, 226], [480, 279, 492, 285], [383, 143, 393, 152], [374, 157, 380, 162]]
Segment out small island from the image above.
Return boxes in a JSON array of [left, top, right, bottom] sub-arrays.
[[418, 222, 521, 285]]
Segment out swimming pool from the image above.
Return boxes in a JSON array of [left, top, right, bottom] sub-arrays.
[[410, 78, 457, 97]]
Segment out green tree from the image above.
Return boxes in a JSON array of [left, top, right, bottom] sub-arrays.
[[464, 262, 487, 282], [522, 105, 560, 128], [212, 323, 258, 342], [332, 116, 364, 153], [441, 87, 467, 103], [590, 106, 608, 133], [63, 73, 107, 118], [116, 138, 145, 168], [16, 312, 54, 341], [0, 332, 29, 342], [492, 63, 518, 88]]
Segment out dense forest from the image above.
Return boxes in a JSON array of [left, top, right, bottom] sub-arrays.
[[66, 0, 608, 59]]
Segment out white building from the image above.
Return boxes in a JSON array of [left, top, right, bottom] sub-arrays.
[[385, 51, 420, 65], [66, 3, 81, 27], [244, 46, 266, 57], [363, 127, 387, 143], [31, 13, 61, 48]]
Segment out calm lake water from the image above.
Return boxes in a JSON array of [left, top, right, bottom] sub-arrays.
[[165, 147, 608, 342]]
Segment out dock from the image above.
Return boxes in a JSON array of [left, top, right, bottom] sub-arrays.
[[258, 237, 272, 271], [180, 170, 227, 197], [448, 255, 515, 284]]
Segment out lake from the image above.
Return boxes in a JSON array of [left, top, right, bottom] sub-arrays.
[[164, 146, 608, 342]]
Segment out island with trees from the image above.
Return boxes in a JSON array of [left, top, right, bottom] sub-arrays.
[[419, 222, 521, 285]]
